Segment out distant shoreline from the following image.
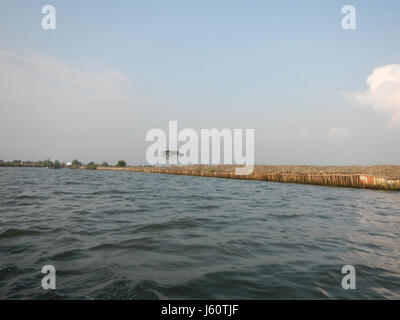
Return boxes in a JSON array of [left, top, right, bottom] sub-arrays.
[[2, 163, 400, 191]]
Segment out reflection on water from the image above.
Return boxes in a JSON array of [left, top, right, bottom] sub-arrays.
[[0, 167, 399, 299]]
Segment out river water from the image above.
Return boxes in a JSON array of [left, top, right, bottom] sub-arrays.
[[0, 167, 399, 299]]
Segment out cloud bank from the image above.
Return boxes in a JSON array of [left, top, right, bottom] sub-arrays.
[[328, 128, 350, 140], [0, 49, 146, 163], [0, 49, 128, 107], [350, 64, 400, 128]]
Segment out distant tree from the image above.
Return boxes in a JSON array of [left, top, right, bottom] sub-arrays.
[[37, 160, 48, 167], [12, 160, 22, 167], [86, 162, 97, 170], [116, 160, 127, 167], [101, 161, 109, 167], [53, 160, 61, 169], [41, 159, 53, 168], [71, 159, 82, 168]]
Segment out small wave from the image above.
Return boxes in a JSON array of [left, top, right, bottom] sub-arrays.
[[14, 194, 43, 200], [0, 228, 41, 239], [193, 204, 221, 210], [91, 279, 163, 300], [134, 217, 212, 233], [92, 189, 131, 195], [49, 249, 85, 261], [89, 237, 160, 251]]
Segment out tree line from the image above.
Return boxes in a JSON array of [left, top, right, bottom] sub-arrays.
[[0, 159, 128, 170]]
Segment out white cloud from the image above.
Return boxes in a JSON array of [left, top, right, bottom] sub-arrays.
[[0, 49, 145, 163], [349, 64, 400, 128], [0, 49, 129, 108], [328, 127, 350, 140], [298, 128, 310, 141]]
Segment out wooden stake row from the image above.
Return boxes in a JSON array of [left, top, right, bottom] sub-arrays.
[[97, 167, 400, 191]]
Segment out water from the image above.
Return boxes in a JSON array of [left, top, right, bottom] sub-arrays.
[[0, 167, 399, 299]]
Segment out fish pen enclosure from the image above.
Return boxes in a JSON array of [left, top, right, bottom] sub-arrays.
[[97, 166, 400, 191]]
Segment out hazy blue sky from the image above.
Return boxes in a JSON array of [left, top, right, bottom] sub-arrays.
[[1, 1, 400, 165]]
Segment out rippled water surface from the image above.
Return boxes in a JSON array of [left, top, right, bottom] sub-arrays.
[[1, 167, 400, 299]]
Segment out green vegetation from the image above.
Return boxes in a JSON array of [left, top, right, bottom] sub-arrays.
[[71, 159, 82, 168], [0, 158, 122, 170], [53, 160, 62, 169], [0, 159, 62, 168], [0, 158, 96, 170], [41, 159, 52, 167], [116, 160, 127, 167], [85, 162, 97, 170]]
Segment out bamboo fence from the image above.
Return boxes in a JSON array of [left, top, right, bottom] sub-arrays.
[[97, 167, 400, 191]]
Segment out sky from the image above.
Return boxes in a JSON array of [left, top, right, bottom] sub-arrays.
[[0, 0, 400, 165]]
